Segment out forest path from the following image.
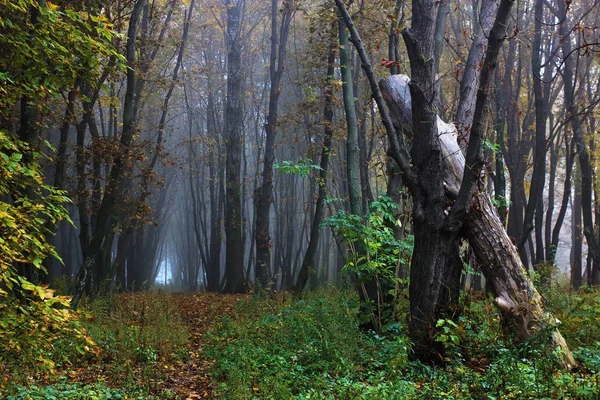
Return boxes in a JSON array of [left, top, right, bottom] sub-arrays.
[[162, 293, 248, 399]]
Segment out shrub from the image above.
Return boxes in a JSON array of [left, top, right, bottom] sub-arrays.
[[206, 286, 600, 399]]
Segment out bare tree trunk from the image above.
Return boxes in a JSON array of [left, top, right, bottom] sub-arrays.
[[388, 0, 405, 75], [296, 43, 336, 292], [517, 0, 551, 263], [223, 0, 246, 293], [339, 18, 362, 218], [255, 0, 294, 287], [454, 0, 499, 148]]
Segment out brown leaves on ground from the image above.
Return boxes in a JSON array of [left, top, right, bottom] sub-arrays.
[[162, 293, 247, 399], [63, 292, 247, 400]]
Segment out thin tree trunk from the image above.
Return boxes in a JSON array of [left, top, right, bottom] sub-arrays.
[[296, 44, 336, 292], [517, 0, 550, 263], [255, 0, 294, 286], [339, 18, 362, 217]]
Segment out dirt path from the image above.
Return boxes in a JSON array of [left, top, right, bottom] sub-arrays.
[[159, 293, 247, 399]]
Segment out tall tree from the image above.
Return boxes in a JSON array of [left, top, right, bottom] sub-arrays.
[[337, 0, 575, 367], [254, 0, 294, 286], [296, 38, 337, 292], [73, 0, 146, 304], [223, 0, 246, 293]]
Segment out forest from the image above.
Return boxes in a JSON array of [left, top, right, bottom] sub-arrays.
[[2, 0, 600, 398]]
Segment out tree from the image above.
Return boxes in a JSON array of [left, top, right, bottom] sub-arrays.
[[73, 0, 146, 304], [0, 0, 118, 369], [337, 0, 575, 367], [223, 0, 247, 293], [296, 34, 337, 292], [254, 0, 295, 287]]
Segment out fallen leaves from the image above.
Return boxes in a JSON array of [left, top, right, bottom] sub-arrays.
[[58, 292, 247, 399]]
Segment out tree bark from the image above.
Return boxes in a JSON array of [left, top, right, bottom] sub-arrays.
[[517, 0, 550, 263], [571, 164, 583, 288], [454, 0, 499, 149], [254, 0, 294, 287], [223, 0, 246, 293], [296, 43, 336, 292], [339, 17, 362, 218], [380, 74, 576, 369]]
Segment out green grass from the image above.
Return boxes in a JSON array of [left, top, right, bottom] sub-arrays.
[[3, 285, 599, 399]]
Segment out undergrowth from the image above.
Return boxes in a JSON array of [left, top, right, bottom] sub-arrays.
[[207, 286, 600, 399], [2, 290, 188, 399]]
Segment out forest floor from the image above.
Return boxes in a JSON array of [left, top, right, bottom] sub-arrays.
[[5, 287, 600, 399], [60, 292, 248, 400], [160, 293, 247, 399]]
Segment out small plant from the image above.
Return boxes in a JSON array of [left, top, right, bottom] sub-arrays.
[[322, 195, 413, 333], [435, 318, 461, 361], [274, 158, 321, 178]]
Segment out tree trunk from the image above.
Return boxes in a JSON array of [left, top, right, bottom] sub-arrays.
[[255, 0, 293, 287], [517, 0, 550, 262], [207, 92, 223, 292], [339, 18, 362, 217], [571, 164, 583, 288], [380, 74, 576, 369], [454, 0, 499, 148], [223, 0, 246, 293], [296, 43, 336, 292], [401, 0, 464, 360]]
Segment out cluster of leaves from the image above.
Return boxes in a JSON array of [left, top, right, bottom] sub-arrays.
[[0, 132, 96, 376], [322, 195, 413, 331], [0, 0, 123, 114], [0, 132, 69, 291], [0, 0, 124, 382], [208, 287, 600, 399], [323, 195, 412, 285], [273, 159, 322, 178]]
